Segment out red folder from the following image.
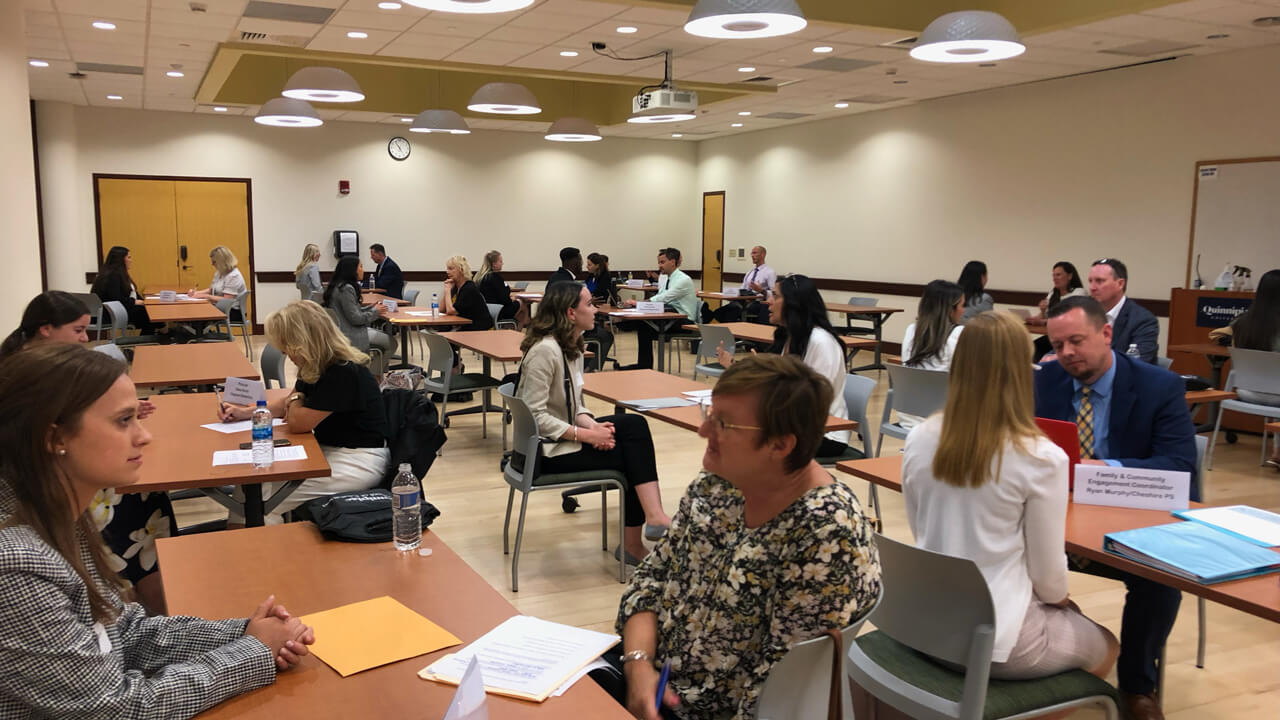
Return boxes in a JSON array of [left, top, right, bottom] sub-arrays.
[[1036, 417, 1081, 491]]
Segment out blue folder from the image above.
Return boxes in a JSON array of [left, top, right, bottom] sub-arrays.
[[1103, 521, 1280, 584]]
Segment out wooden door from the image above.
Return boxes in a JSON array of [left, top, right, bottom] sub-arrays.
[[174, 181, 251, 299], [701, 192, 725, 305], [96, 178, 179, 291]]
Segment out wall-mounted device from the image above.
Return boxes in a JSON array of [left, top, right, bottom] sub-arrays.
[[333, 230, 359, 258]]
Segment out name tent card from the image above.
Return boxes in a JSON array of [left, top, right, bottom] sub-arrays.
[[223, 376, 266, 406], [635, 301, 663, 314], [1073, 464, 1191, 511], [625, 279, 645, 288], [158, 290, 177, 302], [382, 298, 398, 314]]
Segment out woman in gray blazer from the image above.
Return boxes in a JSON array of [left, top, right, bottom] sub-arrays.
[[0, 344, 314, 718], [517, 282, 671, 563], [294, 243, 322, 300], [323, 256, 393, 368]]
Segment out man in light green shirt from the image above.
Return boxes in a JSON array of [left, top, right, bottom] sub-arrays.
[[623, 248, 698, 369]]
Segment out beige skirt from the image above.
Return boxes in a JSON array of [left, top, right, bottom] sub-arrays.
[[989, 598, 1111, 680]]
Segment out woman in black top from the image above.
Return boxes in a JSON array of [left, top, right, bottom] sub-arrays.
[[218, 301, 390, 524], [1229, 268, 1280, 468], [474, 250, 523, 324], [442, 255, 495, 331], [91, 246, 158, 334], [585, 252, 620, 306]]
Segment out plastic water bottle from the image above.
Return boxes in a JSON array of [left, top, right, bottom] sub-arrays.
[[251, 400, 273, 469], [430, 293, 439, 318], [1126, 343, 1141, 360], [391, 463, 422, 551]]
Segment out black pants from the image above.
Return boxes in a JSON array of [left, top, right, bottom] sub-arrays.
[[1073, 559, 1180, 695], [816, 437, 863, 459], [589, 642, 680, 720], [585, 324, 614, 372], [538, 413, 658, 527], [701, 302, 743, 324], [632, 319, 682, 370], [126, 304, 158, 334]]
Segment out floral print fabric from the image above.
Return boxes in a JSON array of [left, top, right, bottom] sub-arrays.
[[617, 472, 881, 719], [90, 489, 178, 587]]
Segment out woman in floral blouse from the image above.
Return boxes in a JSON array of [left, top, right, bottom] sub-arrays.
[[595, 354, 882, 720]]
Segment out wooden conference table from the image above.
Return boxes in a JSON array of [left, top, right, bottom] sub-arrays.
[[159, 523, 628, 719], [130, 343, 260, 389], [696, 290, 761, 302], [129, 391, 330, 527], [362, 292, 409, 306], [581, 369, 857, 434], [682, 321, 878, 352], [823, 303, 903, 372], [384, 307, 471, 368], [836, 456, 1280, 623], [142, 295, 227, 324], [605, 307, 690, 373]]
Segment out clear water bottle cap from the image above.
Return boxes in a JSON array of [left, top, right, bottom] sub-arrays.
[[399, 463, 412, 472]]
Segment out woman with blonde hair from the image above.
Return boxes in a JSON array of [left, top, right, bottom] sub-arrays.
[[294, 243, 323, 300], [189, 245, 247, 301], [903, 311, 1118, 681], [441, 254, 494, 332], [474, 250, 524, 326], [218, 301, 390, 524], [0, 343, 314, 717]]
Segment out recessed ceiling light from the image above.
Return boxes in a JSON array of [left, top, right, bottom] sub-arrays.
[[671, 133, 683, 138], [402, 0, 533, 12], [560, 50, 579, 57], [738, 111, 751, 116], [347, 31, 369, 39], [378, 1, 402, 7], [616, 26, 638, 33], [29, 60, 49, 67], [738, 66, 755, 72], [628, 113, 696, 124], [92, 21, 116, 30], [107, 95, 123, 100], [400, 116, 413, 122], [834, 102, 849, 109], [1205, 33, 1229, 39], [812, 46, 833, 53], [166, 70, 184, 77], [731, 122, 743, 127], [213, 106, 228, 112]]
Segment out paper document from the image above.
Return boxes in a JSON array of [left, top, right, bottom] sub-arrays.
[[680, 389, 713, 399], [552, 658, 611, 697], [201, 418, 283, 434], [419, 615, 617, 703], [1173, 505, 1280, 547], [212, 445, 308, 466], [621, 397, 699, 410], [405, 311, 433, 317], [301, 596, 461, 677], [443, 657, 489, 720]]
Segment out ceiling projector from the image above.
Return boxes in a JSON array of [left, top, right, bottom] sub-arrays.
[[628, 88, 699, 123]]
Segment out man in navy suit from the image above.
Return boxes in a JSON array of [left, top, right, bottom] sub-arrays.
[[369, 243, 404, 299], [1035, 296, 1196, 720], [1089, 258, 1159, 362]]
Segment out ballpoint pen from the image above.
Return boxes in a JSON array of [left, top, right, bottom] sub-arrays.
[[654, 659, 670, 711]]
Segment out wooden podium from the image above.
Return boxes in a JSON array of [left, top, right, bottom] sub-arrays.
[[1167, 287, 1259, 432]]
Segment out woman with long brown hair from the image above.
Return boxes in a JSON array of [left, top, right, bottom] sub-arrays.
[[902, 311, 1117, 680], [0, 344, 313, 717]]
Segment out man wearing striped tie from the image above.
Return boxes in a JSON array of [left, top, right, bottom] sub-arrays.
[[1033, 295, 1197, 720]]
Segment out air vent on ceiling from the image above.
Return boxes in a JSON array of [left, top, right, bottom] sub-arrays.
[[798, 57, 880, 72], [76, 62, 144, 75], [243, 1, 334, 24], [880, 36, 918, 48], [239, 30, 310, 46], [846, 94, 907, 104], [1100, 39, 1198, 57], [760, 111, 813, 120]]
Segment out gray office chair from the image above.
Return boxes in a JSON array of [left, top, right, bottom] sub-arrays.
[[666, 301, 706, 374], [847, 534, 1119, 720], [692, 324, 735, 380], [512, 281, 530, 291], [204, 290, 252, 357], [842, 296, 879, 337], [1207, 348, 1280, 469], [877, 364, 949, 456], [72, 292, 107, 341], [420, 331, 501, 438], [101, 301, 160, 349], [498, 383, 627, 591], [1157, 356, 1173, 370], [260, 343, 287, 389], [755, 607, 880, 720], [403, 288, 420, 307], [817, 375, 878, 522], [91, 342, 127, 362], [487, 303, 517, 331]]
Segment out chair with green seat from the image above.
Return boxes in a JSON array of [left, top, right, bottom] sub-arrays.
[[846, 534, 1119, 720], [497, 383, 627, 592], [421, 330, 502, 438]]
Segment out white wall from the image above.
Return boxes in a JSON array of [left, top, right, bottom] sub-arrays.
[[2, 3, 43, 332], [700, 43, 1280, 347], [37, 103, 699, 319]]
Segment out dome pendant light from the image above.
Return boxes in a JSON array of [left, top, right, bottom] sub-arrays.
[[400, 0, 533, 14], [282, 67, 365, 103], [467, 82, 541, 115], [545, 116, 601, 142], [910, 11, 1026, 63], [254, 97, 323, 127], [410, 109, 471, 134], [684, 0, 807, 40]]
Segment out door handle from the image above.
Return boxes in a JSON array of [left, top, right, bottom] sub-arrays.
[[715, 250, 721, 262], [180, 245, 188, 261]]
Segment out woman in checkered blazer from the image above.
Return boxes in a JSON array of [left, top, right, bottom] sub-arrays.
[[0, 344, 315, 719]]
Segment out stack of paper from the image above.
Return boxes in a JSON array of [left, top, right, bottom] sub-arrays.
[[419, 615, 618, 702], [211, 446, 308, 466], [1173, 505, 1280, 547], [621, 397, 699, 410], [680, 389, 713, 400], [1104, 521, 1280, 584]]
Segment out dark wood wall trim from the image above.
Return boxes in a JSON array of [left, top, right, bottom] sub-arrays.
[[30, 101, 47, 292]]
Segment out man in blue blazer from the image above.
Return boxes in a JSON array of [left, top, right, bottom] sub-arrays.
[[1035, 296, 1196, 720], [369, 243, 404, 299], [1089, 258, 1159, 362]]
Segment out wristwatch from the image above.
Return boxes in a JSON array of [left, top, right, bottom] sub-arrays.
[[621, 649, 654, 665], [288, 392, 304, 405]]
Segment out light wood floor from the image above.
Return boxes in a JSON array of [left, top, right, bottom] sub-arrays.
[[168, 332, 1280, 719]]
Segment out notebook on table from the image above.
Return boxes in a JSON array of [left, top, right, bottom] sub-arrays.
[[1104, 521, 1280, 584], [1035, 417, 1081, 490]]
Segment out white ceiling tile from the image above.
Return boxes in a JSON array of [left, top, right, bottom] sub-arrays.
[[484, 25, 571, 44], [506, 46, 592, 70], [531, 0, 626, 20], [144, 97, 197, 111], [25, 0, 55, 10], [445, 38, 549, 65], [195, 104, 248, 114], [306, 25, 400, 53], [610, 5, 688, 25], [378, 36, 473, 60], [25, 40, 72, 59], [1023, 28, 1152, 52], [236, 17, 324, 39], [151, 0, 248, 14], [150, 21, 237, 42], [55, 0, 147, 22], [1141, 0, 1244, 19], [406, 16, 501, 38], [507, 10, 607, 33], [329, 8, 425, 31], [1178, 0, 1280, 24]]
